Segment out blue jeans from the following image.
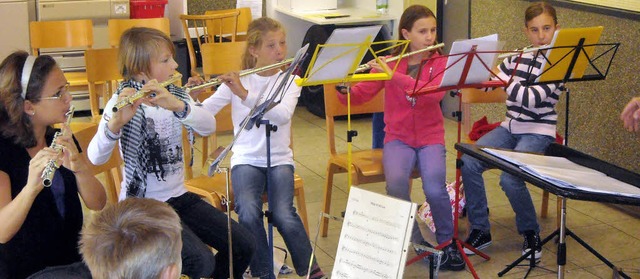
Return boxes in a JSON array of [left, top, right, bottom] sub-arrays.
[[461, 126, 554, 234], [232, 164, 315, 279], [167, 192, 256, 279], [372, 112, 385, 149], [383, 140, 452, 245]]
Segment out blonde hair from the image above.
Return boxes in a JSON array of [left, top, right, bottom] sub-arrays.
[[118, 27, 175, 79], [80, 198, 182, 279], [241, 17, 285, 70]]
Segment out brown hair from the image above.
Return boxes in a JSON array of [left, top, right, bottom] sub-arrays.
[[80, 198, 182, 279], [525, 2, 558, 26], [242, 17, 285, 70], [0, 51, 57, 147], [392, 5, 440, 56], [118, 27, 176, 79]]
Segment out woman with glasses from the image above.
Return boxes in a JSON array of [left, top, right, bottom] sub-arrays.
[[0, 51, 106, 279]]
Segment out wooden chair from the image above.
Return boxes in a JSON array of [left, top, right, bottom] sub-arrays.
[[107, 18, 171, 48], [320, 83, 387, 237], [183, 104, 310, 234], [72, 122, 123, 205], [85, 48, 121, 121], [29, 20, 93, 91], [179, 11, 240, 77], [205, 7, 252, 41], [460, 88, 558, 222], [200, 41, 247, 81]]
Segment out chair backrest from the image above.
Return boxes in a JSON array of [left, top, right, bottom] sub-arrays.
[[323, 83, 385, 155], [85, 48, 122, 119], [460, 87, 507, 142], [30, 19, 94, 55], [72, 123, 123, 204], [107, 18, 171, 48], [200, 41, 246, 80], [205, 7, 252, 41], [180, 12, 240, 77]]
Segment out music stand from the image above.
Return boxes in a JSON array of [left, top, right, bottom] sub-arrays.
[[295, 25, 411, 278], [524, 26, 619, 145], [401, 35, 525, 279], [497, 26, 621, 278], [455, 143, 638, 279]]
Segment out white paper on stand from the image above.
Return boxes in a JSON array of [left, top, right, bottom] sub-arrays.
[[440, 34, 504, 87]]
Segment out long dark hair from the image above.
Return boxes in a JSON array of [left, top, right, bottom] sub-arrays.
[[0, 51, 57, 147]]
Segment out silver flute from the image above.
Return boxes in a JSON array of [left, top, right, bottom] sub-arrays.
[[41, 106, 75, 187]]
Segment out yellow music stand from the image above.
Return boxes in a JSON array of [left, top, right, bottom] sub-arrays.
[[536, 26, 604, 83], [296, 25, 409, 189]]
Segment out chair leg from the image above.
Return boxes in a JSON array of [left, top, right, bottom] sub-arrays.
[[321, 165, 337, 237], [294, 180, 310, 235], [541, 190, 550, 218]]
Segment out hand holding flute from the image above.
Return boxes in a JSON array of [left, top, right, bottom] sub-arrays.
[[108, 75, 189, 134]]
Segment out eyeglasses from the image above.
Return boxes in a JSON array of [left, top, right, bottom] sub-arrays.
[[40, 83, 71, 101]]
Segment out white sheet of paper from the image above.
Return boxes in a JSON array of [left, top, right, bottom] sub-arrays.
[[306, 25, 382, 84], [332, 187, 416, 279], [441, 34, 504, 87], [482, 148, 640, 198]]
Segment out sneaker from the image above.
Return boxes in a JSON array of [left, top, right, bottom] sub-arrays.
[[438, 243, 466, 271], [279, 264, 294, 275], [522, 231, 542, 260], [413, 240, 435, 264], [463, 229, 492, 255]]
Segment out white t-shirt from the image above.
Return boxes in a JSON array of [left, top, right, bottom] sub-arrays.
[[201, 71, 300, 168]]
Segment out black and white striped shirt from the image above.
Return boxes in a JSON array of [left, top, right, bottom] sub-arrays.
[[495, 53, 563, 137]]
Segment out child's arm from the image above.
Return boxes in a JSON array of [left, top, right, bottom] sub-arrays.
[[88, 94, 120, 166]]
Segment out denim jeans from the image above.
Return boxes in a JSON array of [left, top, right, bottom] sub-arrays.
[[167, 192, 256, 279], [372, 112, 385, 149], [383, 140, 452, 245], [232, 164, 315, 279], [461, 126, 554, 234]]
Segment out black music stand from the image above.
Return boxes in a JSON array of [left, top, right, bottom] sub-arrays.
[[493, 30, 620, 278], [403, 38, 522, 279], [456, 143, 639, 279]]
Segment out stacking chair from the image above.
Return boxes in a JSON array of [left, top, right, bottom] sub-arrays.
[[29, 20, 93, 93], [205, 7, 252, 41], [200, 41, 247, 80], [319, 83, 387, 237], [179, 11, 240, 77], [459, 88, 557, 222], [72, 122, 123, 205], [85, 48, 121, 121], [107, 18, 171, 48]]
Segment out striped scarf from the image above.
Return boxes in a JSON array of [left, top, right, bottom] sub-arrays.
[[117, 80, 192, 197]]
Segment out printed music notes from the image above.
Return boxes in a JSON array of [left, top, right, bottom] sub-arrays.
[[332, 187, 417, 279]]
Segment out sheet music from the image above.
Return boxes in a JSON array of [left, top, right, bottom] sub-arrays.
[[305, 25, 382, 84], [440, 34, 505, 87], [332, 187, 416, 279], [483, 148, 640, 198]]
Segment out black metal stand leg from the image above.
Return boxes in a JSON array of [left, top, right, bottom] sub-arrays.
[[258, 119, 278, 278], [499, 197, 630, 279]]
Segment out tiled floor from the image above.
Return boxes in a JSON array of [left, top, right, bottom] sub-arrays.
[[77, 108, 640, 278]]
